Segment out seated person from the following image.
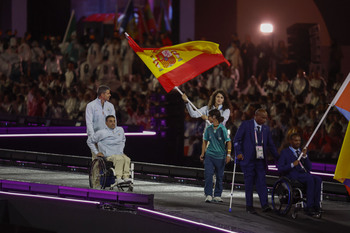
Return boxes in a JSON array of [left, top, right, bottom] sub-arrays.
[[87, 115, 132, 185], [278, 133, 322, 216]]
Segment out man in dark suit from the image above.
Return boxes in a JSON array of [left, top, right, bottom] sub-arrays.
[[278, 133, 322, 216], [234, 108, 279, 214]]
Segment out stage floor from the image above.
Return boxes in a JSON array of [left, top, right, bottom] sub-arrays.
[[1, 165, 350, 233]]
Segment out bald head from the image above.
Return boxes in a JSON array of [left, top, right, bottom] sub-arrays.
[[254, 108, 268, 125]]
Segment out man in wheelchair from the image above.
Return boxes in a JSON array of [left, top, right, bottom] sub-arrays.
[[87, 115, 132, 188], [278, 133, 322, 217]]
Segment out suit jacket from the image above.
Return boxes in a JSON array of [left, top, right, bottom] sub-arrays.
[[233, 119, 279, 167], [278, 147, 312, 179]]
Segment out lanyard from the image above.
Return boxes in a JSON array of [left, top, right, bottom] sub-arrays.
[[254, 129, 263, 145]]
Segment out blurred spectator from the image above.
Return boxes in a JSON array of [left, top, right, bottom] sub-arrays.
[[240, 35, 255, 83]]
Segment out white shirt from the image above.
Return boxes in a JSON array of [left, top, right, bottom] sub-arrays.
[[85, 98, 116, 137], [87, 126, 125, 156], [185, 104, 230, 126]]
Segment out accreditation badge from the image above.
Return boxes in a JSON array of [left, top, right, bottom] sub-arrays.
[[256, 146, 264, 159]]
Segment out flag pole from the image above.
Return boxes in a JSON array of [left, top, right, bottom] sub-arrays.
[[174, 86, 211, 125], [119, 0, 132, 33], [63, 10, 75, 43], [114, 2, 119, 32], [298, 73, 350, 160], [229, 157, 236, 212]]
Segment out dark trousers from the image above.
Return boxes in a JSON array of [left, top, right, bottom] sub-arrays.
[[241, 159, 268, 207], [294, 173, 322, 209], [204, 156, 225, 197]]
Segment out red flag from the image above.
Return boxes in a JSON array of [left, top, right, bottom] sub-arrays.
[[144, 1, 157, 35]]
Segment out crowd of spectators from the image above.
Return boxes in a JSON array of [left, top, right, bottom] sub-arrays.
[[0, 30, 169, 129], [0, 29, 346, 163], [183, 35, 346, 164]]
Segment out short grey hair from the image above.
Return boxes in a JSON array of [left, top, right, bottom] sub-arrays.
[[97, 85, 110, 97]]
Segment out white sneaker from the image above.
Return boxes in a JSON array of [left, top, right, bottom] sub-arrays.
[[205, 195, 213, 203], [110, 178, 125, 188], [213, 196, 223, 202], [124, 178, 133, 183], [116, 178, 125, 184]]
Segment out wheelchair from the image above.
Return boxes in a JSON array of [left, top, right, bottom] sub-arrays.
[[271, 176, 322, 219], [89, 156, 133, 192]]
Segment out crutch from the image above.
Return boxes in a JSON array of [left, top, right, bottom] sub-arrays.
[[229, 156, 237, 212]]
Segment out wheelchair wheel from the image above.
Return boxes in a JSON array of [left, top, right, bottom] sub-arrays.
[[89, 157, 108, 189], [271, 178, 293, 216]]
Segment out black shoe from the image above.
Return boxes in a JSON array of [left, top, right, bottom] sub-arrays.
[[246, 206, 257, 214], [305, 208, 316, 216], [313, 206, 322, 214], [262, 205, 272, 212]]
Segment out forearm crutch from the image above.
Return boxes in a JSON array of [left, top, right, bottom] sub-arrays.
[[229, 156, 237, 212]]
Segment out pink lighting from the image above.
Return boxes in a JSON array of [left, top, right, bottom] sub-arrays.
[[0, 191, 101, 205], [0, 131, 156, 137], [138, 207, 239, 233]]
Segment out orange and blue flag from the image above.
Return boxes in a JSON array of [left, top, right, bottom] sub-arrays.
[[125, 33, 229, 92], [333, 73, 350, 120]]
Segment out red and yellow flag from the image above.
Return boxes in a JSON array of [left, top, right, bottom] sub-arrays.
[[125, 33, 229, 92]]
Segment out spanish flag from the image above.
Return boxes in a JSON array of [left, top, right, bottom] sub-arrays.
[[125, 33, 229, 92], [333, 73, 350, 195]]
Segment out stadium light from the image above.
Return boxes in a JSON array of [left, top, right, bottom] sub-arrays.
[[260, 23, 273, 33]]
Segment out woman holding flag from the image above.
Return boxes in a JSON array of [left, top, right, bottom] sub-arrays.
[[182, 89, 231, 127]]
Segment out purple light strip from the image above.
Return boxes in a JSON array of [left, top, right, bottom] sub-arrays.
[[67, 166, 88, 170], [174, 177, 197, 181], [146, 174, 169, 178], [267, 165, 334, 177], [16, 161, 36, 164], [138, 207, 238, 233], [41, 163, 61, 167], [0, 133, 87, 137], [0, 159, 11, 162], [0, 191, 100, 205], [0, 131, 156, 137]]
